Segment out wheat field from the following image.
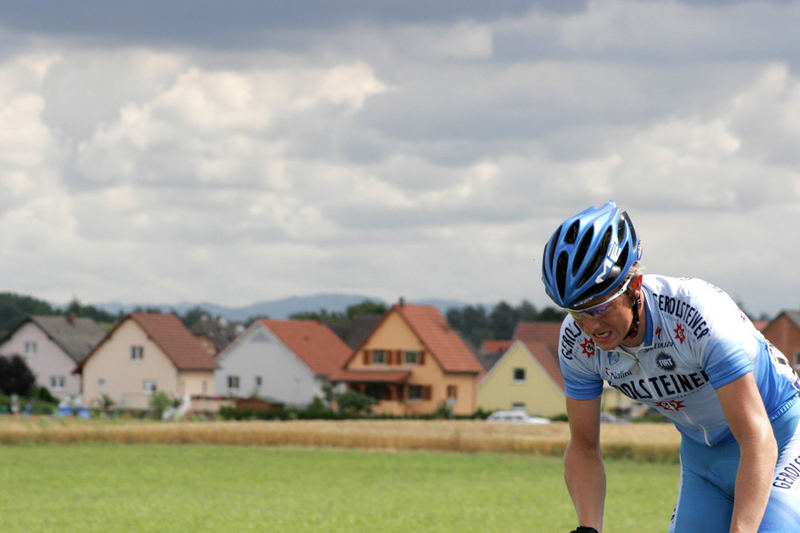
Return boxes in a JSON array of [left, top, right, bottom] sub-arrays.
[[0, 417, 682, 460]]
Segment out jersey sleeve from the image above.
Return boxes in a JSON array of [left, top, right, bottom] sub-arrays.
[[558, 318, 604, 400], [560, 359, 604, 400]]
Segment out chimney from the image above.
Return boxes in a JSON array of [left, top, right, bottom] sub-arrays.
[[398, 297, 405, 307]]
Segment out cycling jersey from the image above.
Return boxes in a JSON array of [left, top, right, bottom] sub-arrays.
[[559, 274, 800, 446], [559, 274, 800, 532]]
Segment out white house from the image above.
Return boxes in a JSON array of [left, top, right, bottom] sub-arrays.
[[215, 319, 352, 407]]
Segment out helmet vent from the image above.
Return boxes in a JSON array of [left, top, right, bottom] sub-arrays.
[[578, 226, 611, 287], [564, 220, 579, 244], [556, 251, 569, 298], [573, 225, 594, 275]]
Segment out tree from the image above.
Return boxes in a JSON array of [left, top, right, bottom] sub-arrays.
[[346, 300, 386, 319], [488, 301, 518, 340], [0, 293, 55, 337], [0, 355, 36, 397], [179, 306, 214, 328]]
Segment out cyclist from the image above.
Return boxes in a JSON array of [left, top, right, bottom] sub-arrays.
[[542, 201, 800, 533]]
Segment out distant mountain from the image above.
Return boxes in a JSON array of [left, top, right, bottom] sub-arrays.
[[92, 293, 480, 321]]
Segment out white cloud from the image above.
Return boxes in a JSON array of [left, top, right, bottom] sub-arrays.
[[0, 2, 799, 317]]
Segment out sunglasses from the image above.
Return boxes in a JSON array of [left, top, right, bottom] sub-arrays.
[[567, 277, 633, 321]]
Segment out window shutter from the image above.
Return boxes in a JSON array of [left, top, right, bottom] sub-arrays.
[[363, 349, 370, 365], [395, 350, 403, 365], [423, 385, 432, 401], [386, 350, 393, 365], [419, 350, 426, 365]]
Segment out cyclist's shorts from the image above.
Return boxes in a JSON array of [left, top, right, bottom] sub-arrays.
[[668, 398, 800, 533]]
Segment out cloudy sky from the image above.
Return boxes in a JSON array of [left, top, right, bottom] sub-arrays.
[[1, 0, 799, 317]]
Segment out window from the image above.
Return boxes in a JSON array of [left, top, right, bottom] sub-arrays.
[[407, 385, 424, 400], [130, 346, 144, 363], [513, 368, 526, 384], [446, 385, 457, 399], [255, 376, 262, 386], [512, 402, 526, 411], [50, 376, 66, 390], [372, 350, 386, 364], [404, 351, 419, 364], [24, 341, 37, 356], [228, 376, 240, 390], [142, 380, 157, 393], [98, 379, 106, 392]]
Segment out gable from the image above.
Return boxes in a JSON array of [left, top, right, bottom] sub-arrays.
[[480, 340, 564, 392], [394, 305, 483, 374]]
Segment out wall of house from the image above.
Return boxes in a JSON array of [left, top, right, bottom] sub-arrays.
[[0, 322, 81, 401], [477, 343, 565, 417], [762, 315, 800, 371], [214, 324, 321, 407], [347, 311, 478, 416], [178, 370, 215, 398], [82, 320, 178, 410]]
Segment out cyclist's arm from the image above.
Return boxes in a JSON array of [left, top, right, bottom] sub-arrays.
[[564, 396, 605, 532], [716, 372, 777, 533]]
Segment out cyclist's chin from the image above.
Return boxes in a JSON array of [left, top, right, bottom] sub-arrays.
[[591, 330, 623, 351]]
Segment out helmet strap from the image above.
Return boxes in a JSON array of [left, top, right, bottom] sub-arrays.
[[625, 293, 641, 339]]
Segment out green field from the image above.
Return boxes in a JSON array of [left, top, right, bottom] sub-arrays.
[[0, 444, 678, 532]]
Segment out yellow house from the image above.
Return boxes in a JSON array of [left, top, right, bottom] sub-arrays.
[[329, 302, 484, 416], [76, 313, 218, 410], [513, 321, 642, 415], [477, 340, 566, 417]]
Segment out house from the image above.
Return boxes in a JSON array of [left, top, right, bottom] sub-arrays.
[[477, 339, 565, 417], [75, 313, 218, 410], [513, 320, 642, 415], [476, 339, 513, 372], [328, 301, 484, 416], [761, 311, 800, 372], [214, 319, 352, 407], [0, 314, 105, 401]]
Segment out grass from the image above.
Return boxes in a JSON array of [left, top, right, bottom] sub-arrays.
[[0, 443, 679, 533]]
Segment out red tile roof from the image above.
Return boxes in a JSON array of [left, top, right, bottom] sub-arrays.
[[480, 339, 513, 355], [512, 322, 565, 391], [394, 304, 483, 374], [130, 313, 218, 370], [514, 321, 562, 356], [260, 319, 352, 376], [77, 313, 218, 372]]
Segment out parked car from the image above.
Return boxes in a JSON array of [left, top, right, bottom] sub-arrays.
[[487, 410, 550, 424], [599, 411, 632, 424]]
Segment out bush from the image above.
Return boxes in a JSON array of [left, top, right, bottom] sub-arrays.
[[148, 390, 173, 419], [334, 390, 375, 415], [35, 386, 59, 404]]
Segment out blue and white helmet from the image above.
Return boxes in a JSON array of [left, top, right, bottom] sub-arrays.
[[542, 201, 642, 309]]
